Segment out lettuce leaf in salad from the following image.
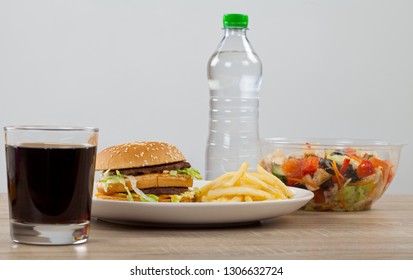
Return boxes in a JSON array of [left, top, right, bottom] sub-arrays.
[[342, 186, 367, 205], [326, 154, 359, 168], [333, 183, 375, 211]]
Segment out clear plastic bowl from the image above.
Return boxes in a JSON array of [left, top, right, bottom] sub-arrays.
[[259, 138, 403, 211]]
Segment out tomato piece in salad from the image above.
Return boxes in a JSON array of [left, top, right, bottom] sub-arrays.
[[301, 156, 320, 176], [356, 160, 375, 178], [339, 158, 351, 174], [281, 158, 303, 183], [369, 157, 391, 183]]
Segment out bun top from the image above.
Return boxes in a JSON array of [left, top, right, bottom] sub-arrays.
[[96, 141, 187, 170]]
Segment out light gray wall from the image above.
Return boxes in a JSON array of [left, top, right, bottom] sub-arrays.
[[1, 0, 412, 193]]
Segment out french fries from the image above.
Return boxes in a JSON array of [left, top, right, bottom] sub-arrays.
[[197, 162, 294, 202]]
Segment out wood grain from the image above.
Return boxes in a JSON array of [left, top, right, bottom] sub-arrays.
[[0, 194, 412, 260]]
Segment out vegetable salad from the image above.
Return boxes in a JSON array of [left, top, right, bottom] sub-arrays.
[[260, 146, 395, 211]]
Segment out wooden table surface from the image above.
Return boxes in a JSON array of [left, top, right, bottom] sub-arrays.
[[0, 193, 412, 260]]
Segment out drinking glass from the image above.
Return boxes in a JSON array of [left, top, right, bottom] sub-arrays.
[[4, 126, 98, 245]]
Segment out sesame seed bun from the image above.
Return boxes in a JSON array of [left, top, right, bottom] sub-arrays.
[[95, 141, 187, 170]]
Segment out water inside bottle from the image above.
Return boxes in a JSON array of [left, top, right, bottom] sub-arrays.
[[206, 51, 262, 180]]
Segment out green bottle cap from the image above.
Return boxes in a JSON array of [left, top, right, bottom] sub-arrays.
[[223, 14, 248, 28]]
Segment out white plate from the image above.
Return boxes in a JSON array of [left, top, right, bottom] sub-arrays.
[[91, 180, 314, 226]]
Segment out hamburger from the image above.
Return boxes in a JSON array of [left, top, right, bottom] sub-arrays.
[[95, 141, 201, 202]]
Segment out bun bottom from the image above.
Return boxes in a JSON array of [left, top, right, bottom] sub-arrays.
[[95, 193, 141, 201], [95, 192, 195, 203]]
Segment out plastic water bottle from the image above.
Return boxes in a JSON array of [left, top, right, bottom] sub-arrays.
[[206, 14, 262, 180]]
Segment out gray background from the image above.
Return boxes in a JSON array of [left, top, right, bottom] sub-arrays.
[[1, 0, 412, 193]]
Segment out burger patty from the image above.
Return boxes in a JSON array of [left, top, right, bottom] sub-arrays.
[[115, 161, 191, 176], [141, 187, 190, 195]]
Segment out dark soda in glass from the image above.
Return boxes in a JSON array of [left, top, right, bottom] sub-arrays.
[[6, 143, 97, 224]]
